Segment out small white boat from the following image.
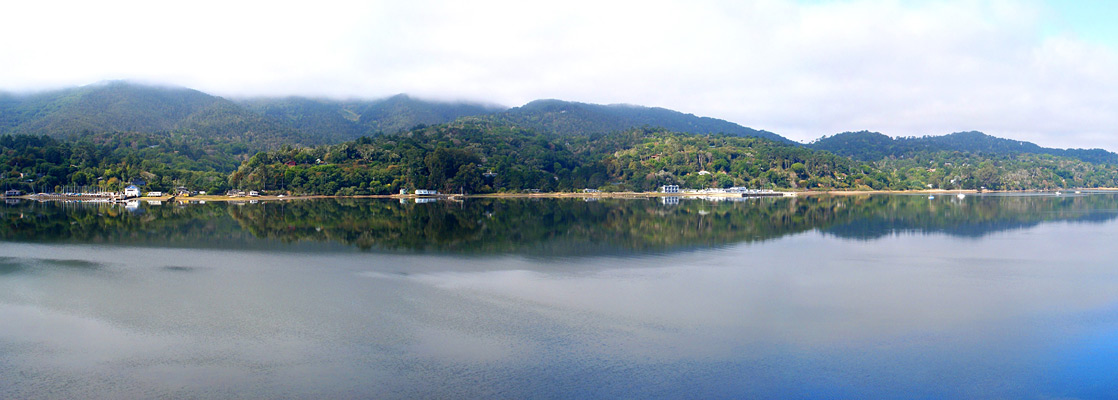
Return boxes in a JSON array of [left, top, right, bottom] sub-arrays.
[[1055, 191, 1062, 196], [957, 193, 966, 199], [928, 195, 935, 199]]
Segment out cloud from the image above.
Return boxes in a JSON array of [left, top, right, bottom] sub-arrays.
[[1, 0, 1116, 150]]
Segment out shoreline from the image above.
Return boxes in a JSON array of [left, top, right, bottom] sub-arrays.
[[7, 187, 1117, 203], [165, 187, 1118, 201]]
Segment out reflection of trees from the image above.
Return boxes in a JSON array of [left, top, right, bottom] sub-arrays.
[[3, 195, 1118, 255], [0, 201, 251, 247], [225, 197, 850, 254], [820, 195, 1118, 240]]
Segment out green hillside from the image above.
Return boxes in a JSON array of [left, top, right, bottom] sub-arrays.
[[7, 119, 1118, 195], [494, 99, 790, 143], [4, 82, 1118, 195], [237, 94, 505, 141], [354, 94, 505, 134], [3, 83, 789, 150], [0, 134, 233, 195], [812, 130, 1118, 165], [0, 81, 306, 149], [224, 121, 888, 195], [225, 121, 1118, 195]]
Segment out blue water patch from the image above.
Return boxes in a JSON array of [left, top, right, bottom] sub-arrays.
[[1041, 306, 1118, 399]]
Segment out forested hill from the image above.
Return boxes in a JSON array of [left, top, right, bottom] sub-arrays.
[[228, 121, 846, 195], [243, 97, 789, 143], [5, 81, 1117, 195], [6, 118, 1118, 195], [812, 130, 1118, 165], [0, 81, 306, 148], [493, 99, 790, 143], [237, 94, 506, 139], [223, 120, 1118, 195], [0, 82, 505, 149], [2, 82, 788, 150]]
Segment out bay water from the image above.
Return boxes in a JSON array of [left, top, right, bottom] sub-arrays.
[[2, 194, 1116, 398]]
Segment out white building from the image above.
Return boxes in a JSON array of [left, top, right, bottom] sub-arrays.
[[145, 191, 163, 197], [415, 189, 439, 195], [659, 185, 680, 193], [123, 185, 141, 198]]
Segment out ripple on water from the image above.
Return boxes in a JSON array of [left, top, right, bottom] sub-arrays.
[[0, 257, 24, 275], [38, 258, 105, 269], [1, 257, 105, 275]]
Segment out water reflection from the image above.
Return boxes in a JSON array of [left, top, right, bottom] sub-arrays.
[[2, 194, 1118, 255], [2, 214, 1117, 398]]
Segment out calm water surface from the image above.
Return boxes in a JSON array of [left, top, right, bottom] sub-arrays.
[[2, 194, 1117, 398]]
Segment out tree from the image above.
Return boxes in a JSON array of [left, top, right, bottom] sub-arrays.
[[450, 163, 483, 194]]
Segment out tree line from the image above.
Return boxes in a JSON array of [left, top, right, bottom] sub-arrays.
[[6, 121, 1118, 196]]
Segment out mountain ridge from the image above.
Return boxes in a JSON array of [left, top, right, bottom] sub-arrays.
[[494, 99, 791, 143], [238, 93, 507, 140], [3, 82, 1115, 165], [810, 130, 1118, 165], [0, 81, 306, 148], [1, 82, 790, 148]]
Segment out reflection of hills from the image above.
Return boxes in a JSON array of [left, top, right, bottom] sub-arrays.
[[825, 211, 1117, 239], [0, 201, 259, 249], [820, 195, 1118, 240], [225, 197, 823, 255], [3, 194, 1118, 256]]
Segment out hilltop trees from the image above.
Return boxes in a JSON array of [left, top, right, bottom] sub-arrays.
[[0, 133, 231, 194], [7, 119, 1118, 197], [227, 123, 868, 195]]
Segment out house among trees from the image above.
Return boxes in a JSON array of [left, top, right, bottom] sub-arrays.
[[415, 189, 438, 195], [660, 185, 680, 193], [4, 189, 21, 197], [123, 185, 141, 198]]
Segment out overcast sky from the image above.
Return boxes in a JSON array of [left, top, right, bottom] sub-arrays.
[[2, 0, 1117, 150]]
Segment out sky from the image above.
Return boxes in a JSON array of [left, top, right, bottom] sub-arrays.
[[2, 0, 1117, 150]]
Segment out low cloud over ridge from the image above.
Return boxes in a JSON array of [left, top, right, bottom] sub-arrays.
[[1, 0, 1116, 150]]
